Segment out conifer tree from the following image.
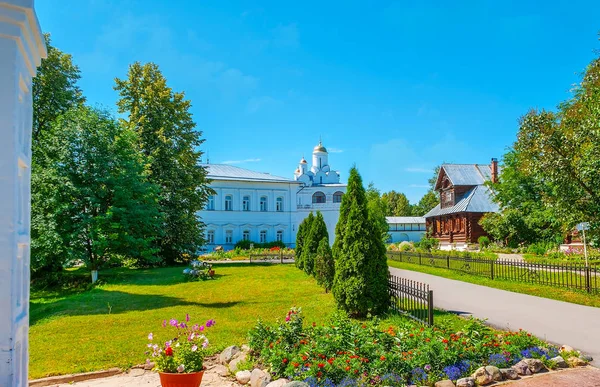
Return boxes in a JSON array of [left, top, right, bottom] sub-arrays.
[[332, 167, 390, 316], [314, 238, 334, 292], [302, 211, 328, 275], [295, 213, 314, 270]]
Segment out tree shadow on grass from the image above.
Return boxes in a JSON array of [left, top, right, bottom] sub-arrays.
[[29, 288, 241, 325]]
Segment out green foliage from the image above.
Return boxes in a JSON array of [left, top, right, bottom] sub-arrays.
[[366, 183, 391, 243], [477, 236, 490, 248], [295, 213, 314, 270], [31, 34, 86, 274], [32, 107, 162, 277], [412, 191, 439, 217], [414, 236, 439, 252], [381, 191, 412, 216], [115, 62, 213, 264], [248, 308, 549, 385], [302, 212, 329, 275], [234, 240, 286, 250], [332, 167, 389, 317], [314, 239, 335, 292], [526, 241, 558, 256]]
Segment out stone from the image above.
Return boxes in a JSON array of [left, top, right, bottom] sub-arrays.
[[266, 378, 289, 387], [471, 367, 493, 385], [229, 352, 248, 373], [236, 370, 252, 385], [512, 361, 532, 376], [500, 368, 519, 380], [560, 345, 575, 353], [434, 380, 456, 387], [581, 354, 594, 362], [285, 382, 310, 387], [455, 377, 475, 387], [567, 356, 588, 367], [251, 368, 272, 387], [220, 345, 241, 364], [550, 356, 568, 368], [242, 344, 251, 352], [144, 361, 155, 370], [522, 358, 544, 373], [484, 365, 503, 381], [214, 364, 229, 377]]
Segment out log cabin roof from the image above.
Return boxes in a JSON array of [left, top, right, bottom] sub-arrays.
[[424, 185, 499, 218], [435, 164, 495, 190]]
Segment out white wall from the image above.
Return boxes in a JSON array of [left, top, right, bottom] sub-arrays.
[[0, 1, 46, 385], [296, 184, 347, 244]]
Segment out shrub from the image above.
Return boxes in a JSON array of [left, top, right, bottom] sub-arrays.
[[303, 211, 329, 276], [414, 236, 439, 251], [296, 213, 315, 270], [234, 240, 286, 250], [526, 241, 557, 256], [477, 236, 490, 248], [398, 241, 414, 252], [183, 260, 214, 281]]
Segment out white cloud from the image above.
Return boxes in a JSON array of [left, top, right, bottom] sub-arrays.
[[328, 147, 344, 153], [222, 158, 262, 165]]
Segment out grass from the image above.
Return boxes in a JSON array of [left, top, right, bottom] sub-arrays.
[[30, 263, 474, 379], [388, 259, 600, 308]]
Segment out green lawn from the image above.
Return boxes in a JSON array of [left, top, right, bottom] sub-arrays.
[[388, 260, 600, 308], [30, 263, 336, 379]]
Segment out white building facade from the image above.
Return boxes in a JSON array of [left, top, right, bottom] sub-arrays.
[[199, 142, 347, 250], [386, 216, 426, 243]]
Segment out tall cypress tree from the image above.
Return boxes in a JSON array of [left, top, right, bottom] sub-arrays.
[[332, 167, 390, 316], [114, 62, 212, 264], [302, 211, 328, 275], [295, 212, 314, 270]]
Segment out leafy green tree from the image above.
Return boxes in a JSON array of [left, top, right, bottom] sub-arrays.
[[332, 167, 390, 317], [302, 211, 329, 275], [35, 107, 162, 280], [382, 191, 412, 216], [366, 183, 390, 243], [31, 34, 85, 274], [413, 191, 439, 216], [115, 62, 212, 264], [314, 238, 334, 293], [295, 212, 314, 270]]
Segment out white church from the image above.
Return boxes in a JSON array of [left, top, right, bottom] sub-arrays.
[[199, 141, 347, 250]]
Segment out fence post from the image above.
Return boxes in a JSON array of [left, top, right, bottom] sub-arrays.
[[446, 255, 450, 269], [586, 266, 591, 293], [280, 250, 283, 264], [490, 260, 495, 280], [249, 254, 252, 263], [427, 290, 434, 326], [419, 253, 422, 266]]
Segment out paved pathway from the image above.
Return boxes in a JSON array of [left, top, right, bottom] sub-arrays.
[[497, 253, 525, 262], [389, 267, 600, 366], [508, 367, 600, 386]]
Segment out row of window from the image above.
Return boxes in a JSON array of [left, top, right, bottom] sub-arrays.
[[206, 229, 284, 244], [206, 195, 285, 212], [312, 191, 344, 204], [388, 224, 426, 231]]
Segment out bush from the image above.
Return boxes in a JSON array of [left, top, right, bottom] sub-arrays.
[[398, 241, 415, 252], [477, 236, 490, 248], [234, 240, 287, 250], [314, 239, 334, 293], [414, 236, 439, 251], [248, 308, 552, 386], [526, 241, 558, 256]]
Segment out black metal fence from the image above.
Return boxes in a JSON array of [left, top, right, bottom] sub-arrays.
[[388, 251, 600, 294], [249, 253, 295, 263], [388, 275, 434, 326]]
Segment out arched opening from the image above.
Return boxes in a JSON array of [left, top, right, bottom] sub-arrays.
[[333, 191, 344, 203], [312, 191, 326, 204]]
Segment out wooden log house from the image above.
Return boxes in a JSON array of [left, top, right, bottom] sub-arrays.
[[424, 159, 500, 244]]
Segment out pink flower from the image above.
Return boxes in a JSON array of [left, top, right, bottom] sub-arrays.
[[285, 316, 291, 322], [199, 325, 205, 331], [177, 364, 185, 373], [186, 314, 190, 322], [191, 345, 198, 352], [148, 333, 153, 341]]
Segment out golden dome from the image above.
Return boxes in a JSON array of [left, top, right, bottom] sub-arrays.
[[313, 141, 327, 153]]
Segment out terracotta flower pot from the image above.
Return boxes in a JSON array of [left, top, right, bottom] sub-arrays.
[[159, 370, 204, 387]]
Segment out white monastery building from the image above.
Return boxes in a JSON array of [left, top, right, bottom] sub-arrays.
[[199, 141, 347, 250]]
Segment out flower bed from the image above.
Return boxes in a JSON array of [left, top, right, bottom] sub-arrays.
[[247, 308, 558, 386]]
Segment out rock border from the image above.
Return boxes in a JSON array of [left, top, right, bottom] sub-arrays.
[[29, 368, 121, 387]]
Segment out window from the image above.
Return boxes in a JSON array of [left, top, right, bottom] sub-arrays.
[[276, 230, 283, 242], [207, 230, 215, 244], [206, 195, 215, 210], [243, 230, 250, 241], [242, 195, 250, 211], [225, 230, 233, 244], [260, 196, 268, 211], [312, 191, 326, 204], [260, 230, 267, 243], [333, 191, 344, 203], [225, 195, 233, 211], [276, 197, 283, 212]]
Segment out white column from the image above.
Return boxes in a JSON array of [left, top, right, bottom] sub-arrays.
[[0, 1, 46, 386]]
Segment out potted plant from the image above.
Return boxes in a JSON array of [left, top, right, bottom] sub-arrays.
[[147, 315, 216, 387]]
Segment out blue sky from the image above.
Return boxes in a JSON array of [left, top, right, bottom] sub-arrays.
[[37, 0, 599, 202]]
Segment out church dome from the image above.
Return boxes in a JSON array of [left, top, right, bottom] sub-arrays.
[[300, 157, 307, 164], [313, 141, 327, 153]]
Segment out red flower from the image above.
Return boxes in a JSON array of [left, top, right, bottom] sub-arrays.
[[302, 355, 308, 361], [164, 347, 173, 356], [318, 363, 325, 368], [442, 339, 449, 344], [283, 358, 288, 364], [327, 358, 334, 364], [345, 366, 351, 371], [292, 362, 299, 368], [317, 372, 323, 378], [380, 356, 386, 361]]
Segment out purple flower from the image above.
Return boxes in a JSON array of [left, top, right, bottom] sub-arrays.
[[202, 340, 209, 348], [148, 333, 153, 341], [169, 319, 178, 327], [424, 364, 432, 372], [186, 314, 190, 322], [192, 324, 199, 331], [199, 325, 205, 331], [206, 319, 215, 327], [191, 345, 198, 352]]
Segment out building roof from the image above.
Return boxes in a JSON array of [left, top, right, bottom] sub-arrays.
[[386, 216, 426, 224], [437, 164, 494, 189], [424, 185, 499, 218], [202, 164, 299, 183]]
